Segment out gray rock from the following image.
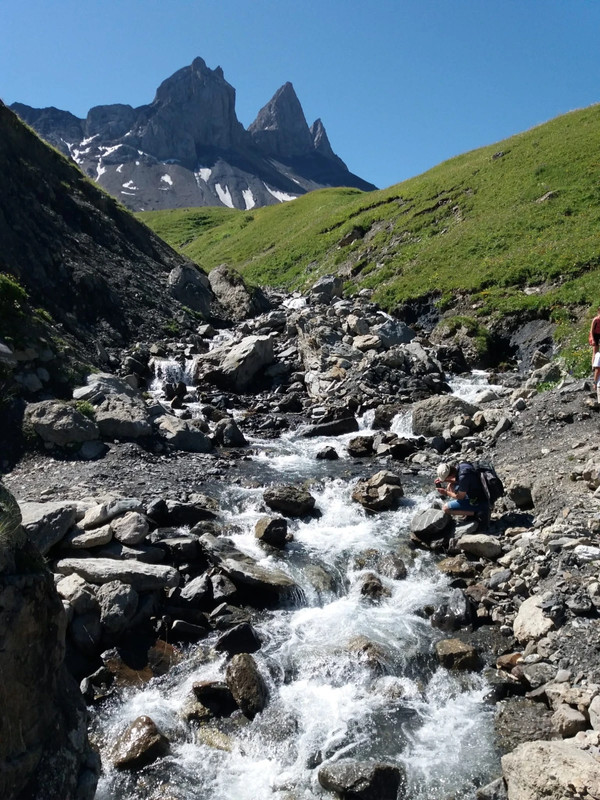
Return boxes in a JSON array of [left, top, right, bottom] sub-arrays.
[[215, 622, 261, 656], [225, 653, 268, 719], [372, 319, 415, 347], [180, 574, 213, 605], [55, 558, 180, 591], [168, 263, 212, 316], [199, 533, 298, 605], [255, 516, 288, 548], [95, 394, 152, 439], [458, 534, 502, 560], [551, 704, 587, 738], [96, 581, 139, 636], [56, 574, 99, 615], [0, 340, 16, 368], [24, 400, 100, 446], [513, 593, 555, 643], [73, 372, 139, 400], [157, 414, 213, 452], [318, 759, 405, 800], [19, 500, 78, 554], [214, 418, 247, 447], [309, 274, 343, 304], [412, 395, 479, 437], [64, 523, 113, 549], [112, 715, 170, 770], [81, 498, 144, 530], [435, 638, 480, 670], [352, 471, 404, 512], [208, 264, 270, 320], [263, 485, 316, 517], [110, 512, 149, 545]]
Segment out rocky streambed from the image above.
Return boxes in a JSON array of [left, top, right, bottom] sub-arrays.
[[3, 274, 600, 799]]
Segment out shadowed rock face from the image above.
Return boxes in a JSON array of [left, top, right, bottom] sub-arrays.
[[0, 101, 209, 362], [11, 58, 376, 212], [0, 483, 97, 800]]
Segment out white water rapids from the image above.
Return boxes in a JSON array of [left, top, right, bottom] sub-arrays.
[[93, 364, 501, 799]]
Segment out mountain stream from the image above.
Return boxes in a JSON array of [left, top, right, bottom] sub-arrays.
[[93, 365, 501, 799]]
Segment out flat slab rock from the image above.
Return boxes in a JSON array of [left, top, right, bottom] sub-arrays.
[[54, 557, 180, 591]]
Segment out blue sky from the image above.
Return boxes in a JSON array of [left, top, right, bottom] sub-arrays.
[[1, 0, 599, 189]]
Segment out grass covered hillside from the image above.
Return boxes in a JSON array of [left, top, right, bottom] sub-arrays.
[[140, 104, 600, 363]]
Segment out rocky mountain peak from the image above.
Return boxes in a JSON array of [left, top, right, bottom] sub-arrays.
[[248, 81, 315, 158], [310, 118, 346, 169]]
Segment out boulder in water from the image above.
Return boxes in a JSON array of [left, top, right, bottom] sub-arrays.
[[351, 471, 404, 512], [112, 715, 169, 770], [263, 485, 316, 517], [318, 759, 406, 800], [225, 653, 268, 719], [435, 638, 480, 671], [255, 516, 288, 548], [215, 622, 261, 656]]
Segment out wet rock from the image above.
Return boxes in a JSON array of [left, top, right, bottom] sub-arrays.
[[112, 715, 170, 770], [318, 759, 405, 800], [410, 508, 450, 545], [191, 681, 238, 717], [475, 777, 507, 800], [351, 471, 404, 512], [225, 653, 268, 719], [263, 485, 316, 517], [316, 446, 339, 460], [200, 533, 298, 606], [357, 572, 388, 601], [215, 622, 261, 656], [24, 400, 100, 446], [255, 516, 288, 548], [435, 638, 480, 670], [347, 636, 389, 675], [431, 589, 474, 631], [347, 436, 374, 457], [301, 416, 359, 437], [211, 574, 238, 604]]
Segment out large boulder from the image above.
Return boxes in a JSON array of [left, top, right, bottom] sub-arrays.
[[24, 400, 99, 446], [19, 500, 78, 555], [199, 533, 298, 606], [54, 558, 180, 591], [352, 471, 404, 512], [167, 263, 212, 316], [156, 415, 213, 452], [263, 485, 316, 517], [73, 372, 139, 401], [501, 735, 600, 799], [95, 394, 152, 439], [206, 335, 275, 391], [412, 395, 479, 437], [0, 483, 97, 800], [318, 759, 405, 800], [410, 508, 451, 547], [208, 264, 270, 320], [372, 319, 415, 347], [309, 274, 343, 304]]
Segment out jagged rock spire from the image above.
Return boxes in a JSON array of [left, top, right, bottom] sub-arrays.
[[248, 82, 314, 158]]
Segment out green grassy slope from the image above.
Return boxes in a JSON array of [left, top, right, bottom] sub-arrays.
[[140, 105, 600, 355]]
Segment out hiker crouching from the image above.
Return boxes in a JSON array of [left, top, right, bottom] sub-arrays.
[[435, 462, 490, 527]]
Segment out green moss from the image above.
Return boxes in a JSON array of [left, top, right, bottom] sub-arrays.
[[435, 315, 492, 357], [71, 400, 96, 420]]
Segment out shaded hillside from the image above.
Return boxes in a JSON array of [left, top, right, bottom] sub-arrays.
[[0, 101, 204, 362], [141, 104, 600, 367]]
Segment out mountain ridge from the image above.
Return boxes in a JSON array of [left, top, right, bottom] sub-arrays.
[[10, 58, 376, 212]]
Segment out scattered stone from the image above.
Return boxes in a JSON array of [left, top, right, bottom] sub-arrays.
[[435, 639, 480, 671], [318, 759, 405, 800], [112, 715, 170, 770], [225, 653, 268, 718]]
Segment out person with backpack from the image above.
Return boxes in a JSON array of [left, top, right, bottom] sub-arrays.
[[435, 461, 491, 527]]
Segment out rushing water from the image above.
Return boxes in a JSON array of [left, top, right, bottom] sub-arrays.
[[93, 364, 500, 799]]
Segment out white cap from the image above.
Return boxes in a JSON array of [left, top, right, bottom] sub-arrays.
[[437, 463, 451, 481]]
